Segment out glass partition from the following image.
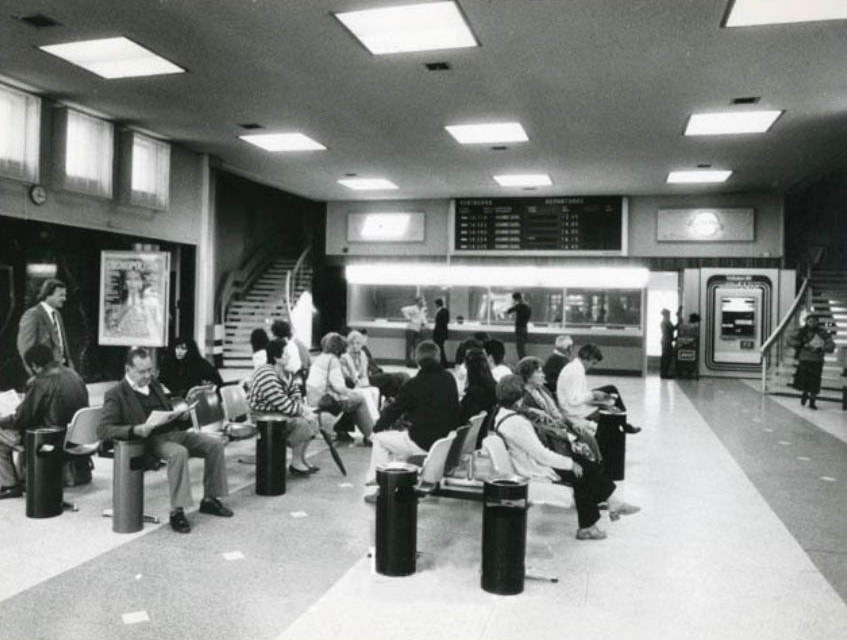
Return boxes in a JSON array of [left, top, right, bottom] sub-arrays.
[[349, 283, 642, 330]]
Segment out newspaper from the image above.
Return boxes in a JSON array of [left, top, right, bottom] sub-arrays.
[[0, 390, 21, 419]]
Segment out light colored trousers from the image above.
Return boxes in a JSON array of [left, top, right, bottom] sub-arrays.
[[365, 430, 426, 484], [148, 430, 229, 510], [0, 428, 21, 487]]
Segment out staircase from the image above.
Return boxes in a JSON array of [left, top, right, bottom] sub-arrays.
[[221, 257, 313, 368], [765, 268, 846, 404]]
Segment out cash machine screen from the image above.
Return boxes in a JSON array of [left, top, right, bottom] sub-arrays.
[[720, 297, 756, 338]]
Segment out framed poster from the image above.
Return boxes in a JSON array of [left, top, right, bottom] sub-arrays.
[[98, 251, 170, 347]]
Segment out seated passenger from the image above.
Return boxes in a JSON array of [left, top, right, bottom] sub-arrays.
[[359, 329, 409, 401], [363, 341, 461, 502], [158, 336, 223, 399], [484, 339, 512, 381], [542, 334, 574, 394], [452, 336, 486, 398], [556, 343, 641, 434], [493, 375, 639, 540], [460, 348, 497, 425], [0, 345, 89, 500], [250, 328, 270, 370], [98, 347, 232, 534], [515, 356, 600, 462], [247, 339, 320, 476], [306, 332, 375, 445], [271, 320, 310, 379]]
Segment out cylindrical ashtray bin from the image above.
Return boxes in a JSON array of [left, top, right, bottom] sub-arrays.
[[255, 415, 288, 496], [375, 463, 419, 577], [481, 476, 528, 595], [25, 427, 65, 519], [112, 439, 147, 533]]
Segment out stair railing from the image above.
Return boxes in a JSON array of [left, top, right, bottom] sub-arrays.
[[218, 244, 278, 323], [285, 246, 312, 319], [760, 278, 810, 393]]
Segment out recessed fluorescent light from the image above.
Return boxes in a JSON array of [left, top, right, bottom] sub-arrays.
[[39, 37, 184, 79], [724, 0, 847, 27], [239, 132, 326, 151], [685, 111, 782, 135], [338, 178, 398, 191], [334, 1, 478, 55], [493, 174, 552, 187], [667, 170, 732, 184], [445, 122, 528, 144]]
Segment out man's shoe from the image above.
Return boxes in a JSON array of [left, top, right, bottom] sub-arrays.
[[0, 485, 24, 500], [199, 497, 233, 517], [576, 525, 607, 540], [169, 509, 191, 533], [609, 502, 641, 521], [623, 423, 641, 434], [801, 392, 808, 406], [289, 465, 311, 477]]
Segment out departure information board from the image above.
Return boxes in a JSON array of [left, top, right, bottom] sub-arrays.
[[453, 196, 625, 254]]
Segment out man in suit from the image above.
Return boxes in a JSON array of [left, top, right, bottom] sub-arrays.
[[17, 278, 74, 373], [432, 297, 450, 369], [506, 291, 532, 360], [98, 347, 233, 533], [362, 341, 460, 503], [0, 344, 89, 499]]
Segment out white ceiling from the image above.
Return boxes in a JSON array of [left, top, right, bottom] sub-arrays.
[[2, 0, 846, 201]]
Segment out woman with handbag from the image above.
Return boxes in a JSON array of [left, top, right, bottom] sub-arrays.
[[493, 375, 639, 541], [247, 339, 319, 475], [515, 356, 602, 463], [306, 332, 375, 445], [788, 315, 835, 410]]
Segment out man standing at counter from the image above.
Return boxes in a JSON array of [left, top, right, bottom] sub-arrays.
[[432, 298, 450, 369], [401, 297, 427, 368], [506, 291, 532, 360]]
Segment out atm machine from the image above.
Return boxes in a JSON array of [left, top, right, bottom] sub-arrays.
[[682, 268, 795, 378]]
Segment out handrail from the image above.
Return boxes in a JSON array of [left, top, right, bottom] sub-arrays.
[[286, 246, 312, 319], [760, 277, 810, 393], [218, 244, 278, 323]]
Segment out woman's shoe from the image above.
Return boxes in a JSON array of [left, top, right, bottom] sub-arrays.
[[288, 465, 312, 477], [360, 437, 373, 448], [801, 392, 808, 406], [576, 525, 607, 540], [609, 502, 641, 521], [306, 464, 320, 474]]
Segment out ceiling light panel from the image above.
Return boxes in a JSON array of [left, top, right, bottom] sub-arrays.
[[685, 110, 782, 135], [445, 122, 528, 144], [239, 132, 326, 151], [334, 1, 478, 55], [667, 170, 732, 184], [39, 37, 184, 79], [493, 174, 552, 187], [725, 0, 847, 27], [338, 178, 399, 191]]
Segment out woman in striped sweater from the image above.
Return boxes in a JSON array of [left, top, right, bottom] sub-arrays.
[[248, 339, 320, 476]]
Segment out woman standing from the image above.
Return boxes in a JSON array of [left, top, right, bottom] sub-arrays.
[[788, 315, 835, 410]]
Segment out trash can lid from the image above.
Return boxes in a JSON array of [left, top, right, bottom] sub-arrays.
[[376, 462, 419, 475], [485, 475, 528, 487]]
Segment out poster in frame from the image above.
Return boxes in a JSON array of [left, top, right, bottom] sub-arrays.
[[98, 250, 170, 347]]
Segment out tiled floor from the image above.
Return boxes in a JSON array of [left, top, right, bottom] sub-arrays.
[[1, 374, 846, 640]]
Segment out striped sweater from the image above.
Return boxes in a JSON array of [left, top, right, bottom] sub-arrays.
[[247, 365, 304, 416]]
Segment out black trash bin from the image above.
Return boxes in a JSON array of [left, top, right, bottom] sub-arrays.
[[25, 427, 65, 519], [481, 476, 528, 595], [255, 415, 288, 496], [375, 463, 419, 577], [112, 439, 147, 533]]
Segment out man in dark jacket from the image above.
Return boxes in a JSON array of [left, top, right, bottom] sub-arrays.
[[363, 340, 460, 501], [98, 347, 232, 533], [0, 345, 88, 499]]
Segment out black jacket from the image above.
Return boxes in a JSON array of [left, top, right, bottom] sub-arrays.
[[4, 364, 88, 432], [373, 360, 460, 450], [542, 352, 568, 394]]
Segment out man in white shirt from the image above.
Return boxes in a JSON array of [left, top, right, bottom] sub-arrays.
[[401, 297, 427, 367], [557, 343, 641, 434]]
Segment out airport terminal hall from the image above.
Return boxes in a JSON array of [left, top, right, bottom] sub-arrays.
[[2, 1, 847, 639]]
